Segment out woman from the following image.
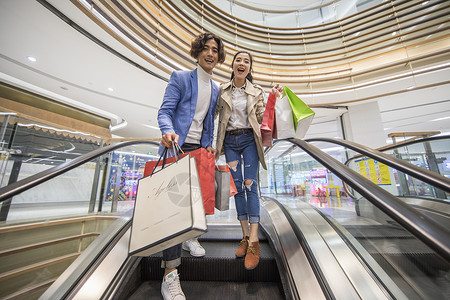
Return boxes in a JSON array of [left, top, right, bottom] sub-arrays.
[[215, 51, 281, 270]]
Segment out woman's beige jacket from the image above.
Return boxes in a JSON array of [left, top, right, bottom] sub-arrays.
[[215, 79, 267, 170]]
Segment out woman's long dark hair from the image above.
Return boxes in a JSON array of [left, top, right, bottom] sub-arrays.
[[230, 51, 253, 83]]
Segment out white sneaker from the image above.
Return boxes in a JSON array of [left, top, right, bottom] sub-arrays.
[[182, 237, 206, 257], [161, 269, 185, 300]]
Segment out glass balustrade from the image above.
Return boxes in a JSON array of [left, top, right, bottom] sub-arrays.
[[347, 137, 450, 201]]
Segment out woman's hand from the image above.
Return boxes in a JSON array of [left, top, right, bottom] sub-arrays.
[[272, 84, 283, 97]]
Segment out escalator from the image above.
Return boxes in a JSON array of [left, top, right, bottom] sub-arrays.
[[266, 137, 450, 299], [0, 137, 449, 299], [124, 224, 284, 299], [343, 223, 448, 299]]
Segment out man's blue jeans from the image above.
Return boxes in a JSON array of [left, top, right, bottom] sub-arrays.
[[223, 131, 260, 224]]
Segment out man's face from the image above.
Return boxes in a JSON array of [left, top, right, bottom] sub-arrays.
[[197, 39, 219, 74]]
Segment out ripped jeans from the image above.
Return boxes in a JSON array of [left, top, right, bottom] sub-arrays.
[[223, 131, 260, 223]]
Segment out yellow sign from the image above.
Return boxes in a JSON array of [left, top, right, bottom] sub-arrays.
[[356, 158, 391, 185]]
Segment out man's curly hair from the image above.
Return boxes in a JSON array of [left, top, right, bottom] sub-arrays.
[[190, 32, 226, 64]]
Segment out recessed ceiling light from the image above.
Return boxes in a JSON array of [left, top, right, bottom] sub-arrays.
[[27, 56, 36, 62], [108, 87, 114, 92], [142, 124, 160, 130], [431, 116, 450, 122]]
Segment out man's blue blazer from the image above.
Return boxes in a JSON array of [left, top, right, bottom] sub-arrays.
[[157, 69, 219, 154]]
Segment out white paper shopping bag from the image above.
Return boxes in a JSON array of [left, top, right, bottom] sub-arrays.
[[129, 154, 206, 256], [275, 94, 296, 139]]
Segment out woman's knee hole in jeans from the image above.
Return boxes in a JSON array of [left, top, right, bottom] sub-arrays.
[[244, 179, 253, 191], [227, 160, 238, 172], [228, 160, 244, 191]]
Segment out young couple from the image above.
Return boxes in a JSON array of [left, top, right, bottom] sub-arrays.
[[157, 32, 282, 300]]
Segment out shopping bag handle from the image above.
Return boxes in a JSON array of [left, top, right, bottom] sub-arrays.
[[174, 142, 184, 154], [170, 141, 184, 161], [151, 148, 168, 175], [150, 142, 183, 176]]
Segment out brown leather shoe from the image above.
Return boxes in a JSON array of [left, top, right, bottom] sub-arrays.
[[244, 241, 260, 270], [235, 236, 249, 258]]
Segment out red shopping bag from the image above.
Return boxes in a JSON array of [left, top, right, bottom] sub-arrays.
[[144, 147, 215, 215], [215, 165, 238, 197], [260, 93, 277, 147]]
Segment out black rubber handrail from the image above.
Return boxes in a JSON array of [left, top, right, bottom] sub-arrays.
[[305, 137, 450, 193], [0, 140, 160, 203], [277, 138, 450, 262]]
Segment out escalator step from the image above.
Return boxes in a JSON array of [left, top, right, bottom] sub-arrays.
[[129, 280, 285, 300], [141, 241, 279, 282], [198, 225, 268, 242], [142, 256, 280, 282]]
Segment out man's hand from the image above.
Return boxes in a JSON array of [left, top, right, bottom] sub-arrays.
[[206, 146, 217, 155], [161, 132, 179, 148]]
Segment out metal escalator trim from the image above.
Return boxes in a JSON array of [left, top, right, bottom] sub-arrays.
[[269, 197, 389, 300], [285, 138, 450, 263], [306, 137, 450, 193], [69, 228, 131, 300], [0, 140, 160, 203], [399, 196, 450, 217], [305, 202, 408, 300], [261, 197, 327, 300], [260, 202, 301, 300], [299, 205, 388, 299], [102, 256, 142, 300]]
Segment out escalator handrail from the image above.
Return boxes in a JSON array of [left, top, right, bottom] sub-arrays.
[[278, 138, 450, 262], [0, 140, 160, 203], [305, 137, 450, 193]]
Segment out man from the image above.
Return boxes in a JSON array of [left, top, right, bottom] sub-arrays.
[[157, 32, 225, 300]]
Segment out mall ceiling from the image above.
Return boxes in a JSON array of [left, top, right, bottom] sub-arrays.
[[0, 0, 448, 143]]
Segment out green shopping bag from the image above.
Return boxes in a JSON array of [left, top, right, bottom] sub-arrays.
[[284, 86, 315, 138]]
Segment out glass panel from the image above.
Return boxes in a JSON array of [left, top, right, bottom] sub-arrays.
[[346, 138, 450, 201], [298, 9, 323, 27], [356, 0, 384, 12], [0, 115, 102, 189], [388, 139, 449, 199], [99, 144, 160, 214]]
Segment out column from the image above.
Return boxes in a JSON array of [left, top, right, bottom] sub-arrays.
[[341, 101, 386, 148]]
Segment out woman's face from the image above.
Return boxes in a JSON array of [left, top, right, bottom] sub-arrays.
[[232, 53, 251, 82]]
